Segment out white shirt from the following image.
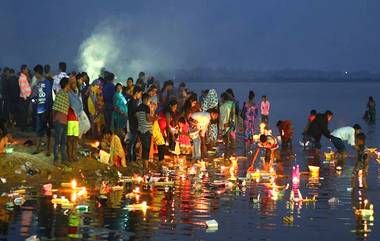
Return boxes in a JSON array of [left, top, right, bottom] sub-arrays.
[[52, 72, 68, 93], [331, 127, 356, 146], [191, 112, 211, 132]]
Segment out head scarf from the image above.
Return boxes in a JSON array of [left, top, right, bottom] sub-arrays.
[[201, 89, 218, 112]]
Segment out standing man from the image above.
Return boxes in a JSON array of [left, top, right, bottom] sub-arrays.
[[127, 86, 143, 162], [136, 72, 146, 91], [52, 77, 70, 164], [31, 65, 53, 155], [136, 93, 155, 170], [102, 72, 115, 128], [5, 69, 19, 126], [0, 67, 8, 119], [52, 62, 68, 94], [18, 65, 32, 131]]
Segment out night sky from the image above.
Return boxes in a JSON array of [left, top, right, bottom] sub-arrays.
[[1, 0, 379, 72]]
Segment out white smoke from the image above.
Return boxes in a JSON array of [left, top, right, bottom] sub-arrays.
[[77, 24, 120, 81], [77, 17, 182, 83]]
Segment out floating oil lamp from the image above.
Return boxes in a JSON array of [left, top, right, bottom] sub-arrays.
[[229, 159, 238, 180], [290, 165, 303, 202], [259, 122, 266, 135], [292, 165, 300, 189], [71, 179, 77, 189], [91, 141, 100, 149], [324, 150, 335, 161], [308, 165, 320, 178], [61, 179, 78, 189]]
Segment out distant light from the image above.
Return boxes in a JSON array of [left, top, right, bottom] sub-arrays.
[[345, 71, 348, 75]]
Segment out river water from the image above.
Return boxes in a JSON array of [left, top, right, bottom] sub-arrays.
[[0, 82, 379, 241]]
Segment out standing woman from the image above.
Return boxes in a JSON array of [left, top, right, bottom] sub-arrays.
[[66, 74, 83, 163], [241, 91, 258, 154], [367, 96, 376, 123], [201, 89, 219, 149], [111, 83, 128, 139]]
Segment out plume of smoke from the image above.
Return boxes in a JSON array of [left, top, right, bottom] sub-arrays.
[[77, 17, 182, 82], [77, 24, 120, 81]]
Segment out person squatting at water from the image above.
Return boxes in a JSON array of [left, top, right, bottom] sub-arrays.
[[258, 134, 279, 167], [330, 124, 362, 157], [276, 120, 293, 149], [304, 110, 334, 151]]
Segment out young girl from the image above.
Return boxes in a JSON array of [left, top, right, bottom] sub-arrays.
[[351, 133, 369, 189], [158, 99, 178, 156], [178, 117, 192, 155], [241, 91, 258, 153], [260, 95, 270, 124]]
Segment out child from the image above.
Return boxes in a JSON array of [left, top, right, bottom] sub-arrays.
[[276, 120, 293, 148], [260, 95, 270, 124], [207, 108, 219, 150], [241, 91, 258, 153], [258, 134, 279, 166], [178, 117, 192, 155], [351, 133, 368, 189], [152, 119, 166, 162], [189, 118, 201, 161], [190, 111, 212, 159]]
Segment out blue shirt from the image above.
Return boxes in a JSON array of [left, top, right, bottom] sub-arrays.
[[32, 79, 52, 114], [102, 82, 115, 105]]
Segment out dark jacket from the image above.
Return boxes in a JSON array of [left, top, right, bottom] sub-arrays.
[[306, 113, 331, 142], [5, 76, 20, 101]]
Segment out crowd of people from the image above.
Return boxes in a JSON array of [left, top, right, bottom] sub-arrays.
[[0, 63, 377, 182]]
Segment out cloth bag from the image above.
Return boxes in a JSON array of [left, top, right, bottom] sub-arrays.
[[78, 111, 91, 137]]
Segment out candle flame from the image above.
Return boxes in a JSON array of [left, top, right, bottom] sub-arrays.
[[71, 179, 77, 189]]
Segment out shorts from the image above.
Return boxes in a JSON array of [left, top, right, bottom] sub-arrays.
[[36, 112, 51, 137], [67, 121, 79, 137]]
